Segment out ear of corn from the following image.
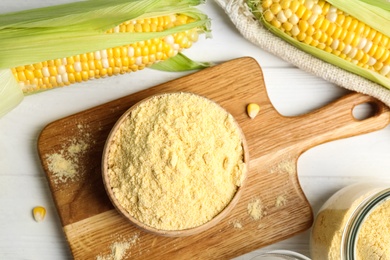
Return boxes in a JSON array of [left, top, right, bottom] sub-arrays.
[[0, 0, 210, 69], [0, 0, 211, 117], [247, 0, 390, 90], [12, 12, 209, 94]]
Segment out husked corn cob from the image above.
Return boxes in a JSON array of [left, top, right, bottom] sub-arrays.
[[12, 14, 199, 93], [0, 0, 211, 118], [248, 0, 390, 86]]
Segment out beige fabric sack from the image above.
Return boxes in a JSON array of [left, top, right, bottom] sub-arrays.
[[214, 0, 390, 107]]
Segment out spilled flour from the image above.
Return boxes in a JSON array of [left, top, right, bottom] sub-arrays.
[[270, 158, 295, 175], [46, 123, 91, 184], [96, 234, 139, 260], [247, 198, 265, 220], [275, 195, 287, 208], [231, 219, 243, 229]]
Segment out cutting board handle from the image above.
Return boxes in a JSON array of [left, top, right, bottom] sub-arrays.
[[289, 92, 390, 153]]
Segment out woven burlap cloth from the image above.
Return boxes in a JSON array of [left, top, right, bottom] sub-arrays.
[[214, 0, 390, 107]]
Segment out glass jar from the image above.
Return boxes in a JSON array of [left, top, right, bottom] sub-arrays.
[[250, 250, 311, 260], [310, 182, 390, 260]]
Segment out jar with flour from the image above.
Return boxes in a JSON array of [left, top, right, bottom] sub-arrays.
[[310, 182, 390, 259]]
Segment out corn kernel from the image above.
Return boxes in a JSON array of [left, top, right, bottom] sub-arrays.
[[322, 2, 330, 13], [247, 103, 260, 119], [81, 71, 89, 81], [313, 16, 325, 29], [280, 0, 291, 10], [366, 30, 377, 41], [374, 62, 383, 71], [319, 19, 330, 32], [282, 21, 293, 32], [368, 45, 378, 57], [290, 0, 300, 13], [372, 33, 383, 45], [33, 63, 43, 70], [262, 0, 273, 9], [332, 27, 343, 39], [378, 47, 390, 62], [295, 5, 306, 18], [17, 71, 26, 81], [15, 66, 25, 72], [312, 30, 322, 41], [49, 66, 58, 76], [304, 35, 313, 45], [326, 23, 337, 36], [32, 206, 46, 222], [271, 18, 281, 28], [350, 35, 361, 48], [298, 20, 309, 33], [335, 14, 345, 25], [270, 3, 282, 15], [310, 39, 319, 47], [348, 19, 358, 32], [25, 70, 35, 80], [297, 32, 307, 42], [264, 9, 275, 22], [306, 26, 315, 36], [301, 10, 312, 21]]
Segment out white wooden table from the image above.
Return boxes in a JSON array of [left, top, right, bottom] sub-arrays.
[[1, 1, 390, 259]]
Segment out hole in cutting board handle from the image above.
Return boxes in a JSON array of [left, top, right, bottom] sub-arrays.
[[352, 102, 380, 121]]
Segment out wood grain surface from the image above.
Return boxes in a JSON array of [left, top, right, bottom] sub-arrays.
[[37, 57, 390, 259]]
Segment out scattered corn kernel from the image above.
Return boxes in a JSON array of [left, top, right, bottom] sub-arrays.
[[247, 103, 260, 119], [32, 206, 46, 222]]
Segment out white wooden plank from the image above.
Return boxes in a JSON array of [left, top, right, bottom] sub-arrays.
[[0, 175, 72, 259]]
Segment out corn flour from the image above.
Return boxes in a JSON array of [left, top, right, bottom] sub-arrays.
[[312, 195, 390, 259], [107, 92, 246, 230], [357, 199, 390, 259]]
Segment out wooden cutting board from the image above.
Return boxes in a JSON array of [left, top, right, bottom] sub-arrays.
[[37, 57, 390, 259]]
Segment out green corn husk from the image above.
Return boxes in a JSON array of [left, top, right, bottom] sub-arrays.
[[151, 52, 213, 71], [0, 0, 211, 69], [326, 0, 390, 37], [0, 69, 24, 118], [0, 0, 211, 118], [247, 0, 390, 90]]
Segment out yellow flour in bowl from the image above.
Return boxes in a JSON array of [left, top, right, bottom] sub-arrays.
[[106, 92, 246, 231]]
